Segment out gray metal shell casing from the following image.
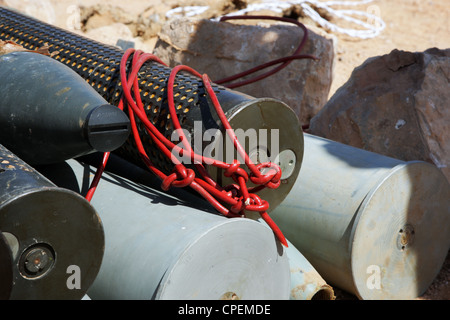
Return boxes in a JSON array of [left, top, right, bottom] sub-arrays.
[[0, 51, 130, 165], [271, 133, 450, 299], [0, 231, 13, 299], [42, 156, 291, 300]]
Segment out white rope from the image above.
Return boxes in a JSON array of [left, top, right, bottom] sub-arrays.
[[166, 0, 385, 40], [165, 5, 209, 18], [298, 1, 386, 39], [321, 0, 374, 5]]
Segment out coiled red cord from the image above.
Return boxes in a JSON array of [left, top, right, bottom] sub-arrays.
[[85, 16, 318, 248]]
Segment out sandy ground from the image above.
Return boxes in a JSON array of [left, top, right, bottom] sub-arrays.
[[1, 0, 448, 300]]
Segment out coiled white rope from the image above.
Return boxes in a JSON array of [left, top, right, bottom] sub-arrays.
[[165, 0, 385, 39], [165, 5, 210, 18]]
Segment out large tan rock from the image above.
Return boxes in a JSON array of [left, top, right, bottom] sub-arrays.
[[310, 48, 450, 182], [153, 17, 335, 127], [3, 0, 56, 24], [84, 23, 155, 53]]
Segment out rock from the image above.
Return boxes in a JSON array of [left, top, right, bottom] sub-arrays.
[[80, 4, 136, 32], [84, 23, 155, 53], [153, 18, 335, 127], [135, 5, 170, 40], [310, 48, 450, 182], [84, 23, 134, 46], [79, 3, 170, 41], [3, 0, 55, 24]]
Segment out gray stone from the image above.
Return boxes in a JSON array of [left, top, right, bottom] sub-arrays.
[[310, 48, 450, 182], [153, 17, 335, 127]]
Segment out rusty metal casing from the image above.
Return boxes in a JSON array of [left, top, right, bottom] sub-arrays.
[[285, 239, 334, 300]]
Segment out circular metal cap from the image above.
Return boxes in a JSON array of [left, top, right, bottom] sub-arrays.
[[351, 161, 450, 299], [0, 188, 105, 300], [157, 218, 290, 299], [209, 98, 304, 214], [86, 104, 131, 152]]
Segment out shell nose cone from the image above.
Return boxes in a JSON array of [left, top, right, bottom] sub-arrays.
[[85, 104, 131, 152]]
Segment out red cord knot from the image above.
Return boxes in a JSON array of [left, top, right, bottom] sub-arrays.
[[230, 193, 269, 215], [161, 164, 195, 191], [224, 160, 249, 184], [223, 184, 240, 198], [249, 162, 282, 189], [230, 197, 245, 215], [245, 193, 270, 213]]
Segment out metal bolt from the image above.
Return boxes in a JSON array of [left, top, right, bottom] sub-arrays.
[[397, 225, 415, 251], [19, 244, 55, 279], [24, 248, 50, 273], [274, 149, 296, 180]]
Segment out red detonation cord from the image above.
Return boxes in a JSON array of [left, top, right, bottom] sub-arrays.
[[85, 16, 318, 247]]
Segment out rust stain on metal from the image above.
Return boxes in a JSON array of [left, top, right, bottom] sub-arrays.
[[290, 269, 335, 300], [220, 292, 240, 300]]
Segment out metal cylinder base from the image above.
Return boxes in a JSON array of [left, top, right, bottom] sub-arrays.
[[271, 134, 450, 299]]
